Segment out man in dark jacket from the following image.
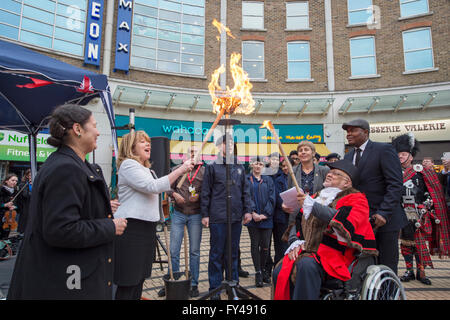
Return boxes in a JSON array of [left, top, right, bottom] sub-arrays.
[[201, 134, 253, 299], [343, 119, 408, 274]]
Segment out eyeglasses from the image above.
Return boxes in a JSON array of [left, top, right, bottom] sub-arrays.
[[328, 170, 350, 181]]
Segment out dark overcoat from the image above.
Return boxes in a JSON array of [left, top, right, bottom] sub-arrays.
[[7, 146, 116, 299], [344, 139, 408, 232]]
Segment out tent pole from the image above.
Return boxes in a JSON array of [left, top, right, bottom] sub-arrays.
[[28, 133, 37, 182]]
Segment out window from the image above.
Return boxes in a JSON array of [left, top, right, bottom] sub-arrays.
[[402, 28, 434, 72], [400, 0, 429, 17], [287, 42, 311, 79], [130, 0, 205, 76], [286, 2, 309, 30], [242, 41, 264, 79], [242, 1, 264, 30], [350, 37, 377, 77], [347, 0, 373, 25], [0, 0, 87, 56]]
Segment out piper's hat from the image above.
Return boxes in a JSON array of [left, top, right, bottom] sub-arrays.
[[391, 133, 419, 157], [327, 160, 359, 184], [342, 119, 370, 131], [326, 153, 341, 161]]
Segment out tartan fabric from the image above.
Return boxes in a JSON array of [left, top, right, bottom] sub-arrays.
[[403, 167, 450, 258], [420, 167, 450, 258]]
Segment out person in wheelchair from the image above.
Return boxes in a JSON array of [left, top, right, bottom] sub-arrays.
[[273, 160, 378, 300]]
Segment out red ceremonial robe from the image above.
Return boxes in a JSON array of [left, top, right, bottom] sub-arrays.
[[274, 190, 377, 300]]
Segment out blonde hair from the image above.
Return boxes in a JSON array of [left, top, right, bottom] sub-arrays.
[[297, 140, 316, 154], [117, 130, 151, 168]]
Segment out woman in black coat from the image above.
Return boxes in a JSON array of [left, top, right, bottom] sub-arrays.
[[7, 104, 127, 300]]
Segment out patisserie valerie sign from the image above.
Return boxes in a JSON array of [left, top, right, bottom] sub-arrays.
[[369, 119, 450, 142]]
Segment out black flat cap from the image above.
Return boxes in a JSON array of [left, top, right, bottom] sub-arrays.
[[327, 159, 359, 184], [342, 119, 370, 131]]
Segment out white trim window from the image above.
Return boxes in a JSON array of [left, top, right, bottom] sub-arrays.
[[402, 27, 434, 72], [400, 0, 429, 18], [350, 36, 377, 77], [242, 1, 264, 30], [242, 41, 264, 79], [287, 41, 311, 80], [0, 0, 87, 56], [286, 2, 309, 30], [130, 0, 205, 76], [347, 0, 374, 25]]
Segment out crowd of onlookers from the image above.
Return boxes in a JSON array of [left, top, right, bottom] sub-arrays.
[[1, 106, 449, 300]]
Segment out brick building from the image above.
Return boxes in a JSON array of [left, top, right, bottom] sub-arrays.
[[0, 0, 449, 183]]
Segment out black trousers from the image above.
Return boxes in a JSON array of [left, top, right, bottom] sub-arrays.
[[247, 227, 272, 272], [375, 230, 400, 274]]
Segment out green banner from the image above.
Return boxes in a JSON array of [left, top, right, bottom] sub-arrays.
[[0, 145, 55, 162], [0, 130, 56, 162]]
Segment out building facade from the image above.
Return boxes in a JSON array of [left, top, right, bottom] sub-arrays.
[[0, 0, 449, 184]]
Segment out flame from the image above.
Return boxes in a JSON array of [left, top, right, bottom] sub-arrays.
[[208, 53, 255, 115], [260, 120, 274, 131], [212, 19, 235, 40]]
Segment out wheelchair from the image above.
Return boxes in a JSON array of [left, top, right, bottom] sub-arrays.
[[320, 254, 406, 300]]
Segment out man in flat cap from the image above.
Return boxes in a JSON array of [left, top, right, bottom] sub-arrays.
[[342, 119, 407, 275]]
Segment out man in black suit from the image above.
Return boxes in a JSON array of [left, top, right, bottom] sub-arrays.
[[342, 119, 408, 274]]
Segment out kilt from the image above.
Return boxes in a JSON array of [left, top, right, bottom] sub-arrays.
[[114, 218, 157, 286]]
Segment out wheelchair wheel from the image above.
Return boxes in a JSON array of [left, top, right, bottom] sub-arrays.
[[361, 265, 406, 300]]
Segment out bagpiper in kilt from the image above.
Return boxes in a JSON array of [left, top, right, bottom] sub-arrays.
[[392, 134, 450, 285]]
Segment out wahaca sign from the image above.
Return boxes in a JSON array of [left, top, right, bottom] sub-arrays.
[[370, 119, 450, 142]]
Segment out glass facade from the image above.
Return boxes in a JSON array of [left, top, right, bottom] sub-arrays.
[[350, 37, 377, 76], [242, 41, 264, 79], [400, 0, 429, 17], [130, 0, 205, 76], [403, 28, 434, 71], [0, 0, 87, 56], [287, 42, 311, 79]]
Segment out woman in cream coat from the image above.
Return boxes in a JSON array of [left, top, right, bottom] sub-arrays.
[[113, 130, 193, 300]]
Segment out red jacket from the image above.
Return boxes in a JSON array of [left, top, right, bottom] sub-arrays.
[[274, 190, 377, 300]]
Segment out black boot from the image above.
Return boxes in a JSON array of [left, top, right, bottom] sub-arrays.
[[400, 269, 415, 282], [255, 271, 263, 287], [416, 269, 432, 285], [262, 269, 271, 284]]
